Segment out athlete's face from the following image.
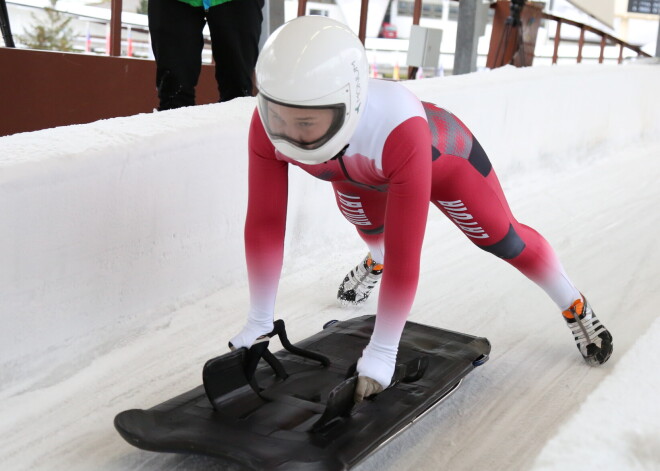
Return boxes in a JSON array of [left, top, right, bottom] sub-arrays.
[[265, 102, 336, 150]]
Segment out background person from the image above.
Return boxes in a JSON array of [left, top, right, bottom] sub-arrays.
[[148, 0, 264, 110]]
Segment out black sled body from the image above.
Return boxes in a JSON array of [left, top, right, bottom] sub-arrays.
[[115, 315, 490, 470]]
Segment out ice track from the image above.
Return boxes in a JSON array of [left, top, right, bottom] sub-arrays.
[[1, 64, 659, 470]]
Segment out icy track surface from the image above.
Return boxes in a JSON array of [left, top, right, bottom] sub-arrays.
[[3, 144, 660, 471], [2, 68, 660, 470]]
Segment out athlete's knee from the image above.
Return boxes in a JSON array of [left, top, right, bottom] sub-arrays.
[[357, 225, 384, 235], [478, 224, 526, 260]]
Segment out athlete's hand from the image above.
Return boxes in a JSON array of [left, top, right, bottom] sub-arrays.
[[354, 375, 384, 403], [229, 321, 273, 350], [354, 340, 396, 402]]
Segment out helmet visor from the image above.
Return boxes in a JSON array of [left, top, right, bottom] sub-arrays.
[[258, 95, 346, 151]]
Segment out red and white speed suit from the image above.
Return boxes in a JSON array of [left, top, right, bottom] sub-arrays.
[[239, 79, 580, 387]]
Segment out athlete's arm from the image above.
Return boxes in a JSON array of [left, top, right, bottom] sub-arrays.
[[356, 116, 432, 390], [231, 109, 289, 349]]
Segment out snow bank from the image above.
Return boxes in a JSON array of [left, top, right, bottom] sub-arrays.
[[531, 315, 660, 470], [402, 62, 660, 177], [0, 99, 346, 392], [1, 63, 659, 397]]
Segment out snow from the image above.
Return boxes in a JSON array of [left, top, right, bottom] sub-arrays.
[[532, 316, 660, 471], [1, 62, 660, 470]]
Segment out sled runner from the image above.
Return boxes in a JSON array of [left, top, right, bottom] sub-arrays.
[[115, 315, 490, 470]]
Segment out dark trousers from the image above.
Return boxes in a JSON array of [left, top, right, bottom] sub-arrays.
[[148, 0, 264, 109]]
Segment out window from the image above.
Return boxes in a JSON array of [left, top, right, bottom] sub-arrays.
[[397, 1, 452, 20]]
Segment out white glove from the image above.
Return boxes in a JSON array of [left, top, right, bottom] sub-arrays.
[[229, 320, 273, 350], [355, 340, 397, 402]]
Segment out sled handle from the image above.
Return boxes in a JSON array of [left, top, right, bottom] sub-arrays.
[[242, 320, 331, 392], [312, 356, 430, 433], [269, 319, 331, 367]]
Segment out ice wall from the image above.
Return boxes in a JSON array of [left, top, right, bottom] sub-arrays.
[[531, 315, 660, 470], [1, 62, 659, 393]]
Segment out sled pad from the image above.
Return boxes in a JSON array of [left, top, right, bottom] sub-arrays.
[[115, 315, 490, 470]]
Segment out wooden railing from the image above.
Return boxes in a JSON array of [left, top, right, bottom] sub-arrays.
[[297, 0, 371, 43], [87, 0, 654, 65], [541, 12, 652, 64], [295, 0, 653, 69]]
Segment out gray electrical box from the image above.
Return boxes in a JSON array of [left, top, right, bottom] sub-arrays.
[[406, 25, 443, 68]]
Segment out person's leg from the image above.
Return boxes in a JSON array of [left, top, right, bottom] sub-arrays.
[[332, 181, 387, 263], [430, 140, 580, 311], [423, 102, 580, 309], [430, 135, 612, 364], [148, 0, 205, 109], [332, 182, 387, 305], [206, 0, 264, 102]]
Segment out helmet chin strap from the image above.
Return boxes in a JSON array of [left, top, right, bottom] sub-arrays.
[[326, 144, 350, 163]]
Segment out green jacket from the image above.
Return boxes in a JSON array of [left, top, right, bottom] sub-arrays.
[[177, 0, 236, 11]]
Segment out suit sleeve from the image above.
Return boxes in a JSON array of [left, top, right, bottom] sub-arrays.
[[373, 116, 432, 347], [244, 108, 289, 323]]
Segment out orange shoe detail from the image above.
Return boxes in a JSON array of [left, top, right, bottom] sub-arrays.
[[364, 255, 383, 272], [562, 298, 584, 320]]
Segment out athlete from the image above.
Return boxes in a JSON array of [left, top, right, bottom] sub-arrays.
[[229, 16, 613, 402]]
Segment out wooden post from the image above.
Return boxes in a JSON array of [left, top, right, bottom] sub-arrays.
[[110, 0, 122, 57], [413, 0, 422, 24], [577, 25, 585, 63], [358, 0, 369, 44], [598, 34, 606, 63], [297, 0, 306, 17], [552, 20, 561, 64], [408, 0, 423, 79], [618, 43, 624, 64]]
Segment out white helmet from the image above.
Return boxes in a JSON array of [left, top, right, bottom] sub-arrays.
[[255, 16, 369, 165]]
